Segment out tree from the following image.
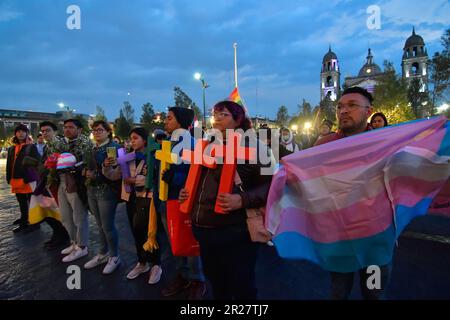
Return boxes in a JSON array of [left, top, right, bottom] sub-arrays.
[[276, 106, 290, 127], [373, 60, 415, 124], [318, 92, 337, 124], [114, 102, 135, 139], [122, 101, 135, 126], [297, 99, 312, 117], [94, 106, 107, 122], [173, 87, 203, 119], [429, 28, 450, 115], [115, 110, 131, 139], [140, 102, 156, 132], [74, 115, 90, 135], [407, 78, 429, 118]]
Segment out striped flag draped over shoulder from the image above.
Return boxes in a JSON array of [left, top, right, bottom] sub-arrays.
[[266, 116, 450, 273]]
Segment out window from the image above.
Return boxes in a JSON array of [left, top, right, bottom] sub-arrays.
[[326, 76, 333, 87], [412, 62, 419, 75]]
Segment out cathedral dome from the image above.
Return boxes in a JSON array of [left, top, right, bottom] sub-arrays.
[[323, 46, 337, 63], [404, 27, 425, 49], [358, 48, 382, 77]]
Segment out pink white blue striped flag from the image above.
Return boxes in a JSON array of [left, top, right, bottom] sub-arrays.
[[266, 116, 450, 273]]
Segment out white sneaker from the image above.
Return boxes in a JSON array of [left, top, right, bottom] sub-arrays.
[[102, 256, 121, 275], [62, 246, 88, 263], [84, 253, 109, 269], [61, 242, 76, 255], [126, 262, 150, 280], [148, 265, 162, 284]]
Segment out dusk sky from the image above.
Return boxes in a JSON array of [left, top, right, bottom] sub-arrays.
[[0, 0, 448, 121]]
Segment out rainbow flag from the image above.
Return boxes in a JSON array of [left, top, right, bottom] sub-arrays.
[[229, 87, 243, 105], [228, 87, 249, 116], [266, 116, 450, 273]]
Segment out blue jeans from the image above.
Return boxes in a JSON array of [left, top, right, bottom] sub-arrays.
[[330, 264, 392, 300], [87, 186, 119, 257], [160, 201, 205, 281]]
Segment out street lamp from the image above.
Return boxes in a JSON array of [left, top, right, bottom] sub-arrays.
[[291, 124, 298, 133], [194, 72, 209, 128], [58, 102, 76, 116], [303, 122, 312, 135]]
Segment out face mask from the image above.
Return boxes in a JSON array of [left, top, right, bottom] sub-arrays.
[[282, 135, 290, 142]]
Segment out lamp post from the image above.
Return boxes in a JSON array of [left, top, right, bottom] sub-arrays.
[[194, 72, 209, 128], [58, 102, 76, 116]]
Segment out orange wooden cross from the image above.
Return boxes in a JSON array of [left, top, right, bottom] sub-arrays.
[[179, 139, 217, 214], [214, 132, 256, 214]]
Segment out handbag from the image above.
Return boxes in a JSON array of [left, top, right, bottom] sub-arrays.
[[166, 199, 201, 256], [234, 171, 273, 245]]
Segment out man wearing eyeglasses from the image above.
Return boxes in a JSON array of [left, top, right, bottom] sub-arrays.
[[314, 87, 391, 300], [315, 86, 373, 146]]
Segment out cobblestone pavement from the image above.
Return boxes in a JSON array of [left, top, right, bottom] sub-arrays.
[[0, 159, 449, 300]]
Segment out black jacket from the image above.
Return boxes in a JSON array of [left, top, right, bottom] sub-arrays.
[[6, 144, 41, 184], [190, 139, 274, 228]]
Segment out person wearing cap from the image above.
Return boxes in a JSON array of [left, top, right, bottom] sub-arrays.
[[57, 119, 93, 263], [178, 100, 274, 300], [156, 106, 207, 300], [6, 124, 41, 233]]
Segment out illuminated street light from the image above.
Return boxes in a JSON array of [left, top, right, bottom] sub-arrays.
[[304, 122, 312, 130], [194, 72, 209, 128], [291, 124, 298, 132], [437, 103, 449, 114]]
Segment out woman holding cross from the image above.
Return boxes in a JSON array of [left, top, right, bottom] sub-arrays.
[[179, 100, 273, 300], [103, 127, 162, 283]]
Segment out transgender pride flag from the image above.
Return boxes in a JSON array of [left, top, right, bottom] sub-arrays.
[[266, 116, 450, 273]]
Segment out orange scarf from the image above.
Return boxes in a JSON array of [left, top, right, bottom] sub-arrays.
[[10, 143, 33, 194]]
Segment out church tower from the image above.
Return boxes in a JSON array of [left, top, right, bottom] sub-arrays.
[[320, 45, 340, 102], [402, 27, 428, 92]]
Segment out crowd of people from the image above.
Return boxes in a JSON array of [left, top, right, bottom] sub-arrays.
[[5, 86, 396, 300]]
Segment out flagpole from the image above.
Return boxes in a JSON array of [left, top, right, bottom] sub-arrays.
[[233, 43, 238, 88]]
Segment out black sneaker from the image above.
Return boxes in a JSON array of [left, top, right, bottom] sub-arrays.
[[187, 280, 207, 300], [13, 224, 28, 233], [161, 274, 191, 297], [44, 237, 56, 246], [45, 237, 70, 250], [23, 224, 40, 234]]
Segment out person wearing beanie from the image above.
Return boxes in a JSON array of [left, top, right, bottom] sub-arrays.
[[103, 127, 162, 284], [6, 124, 41, 233], [156, 106, 207, 300]]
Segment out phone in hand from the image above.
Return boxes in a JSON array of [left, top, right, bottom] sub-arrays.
[[107, 147, 117, 159]]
